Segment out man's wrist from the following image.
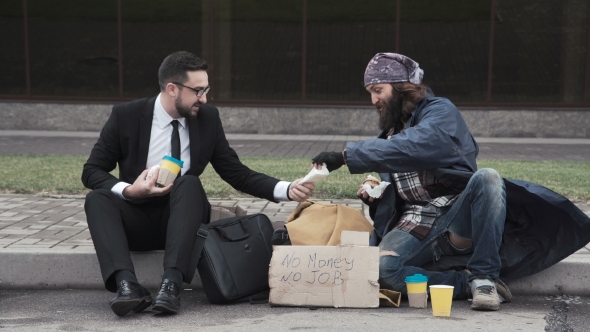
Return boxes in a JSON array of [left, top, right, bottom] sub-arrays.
[[112, 182, 132, 200], [286, 182, 292, 201]]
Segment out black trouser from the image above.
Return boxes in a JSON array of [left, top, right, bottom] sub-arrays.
[[84, 176, 210, 292]]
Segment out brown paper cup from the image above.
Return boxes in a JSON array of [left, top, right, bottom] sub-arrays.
[[156, 167, 177, 187], [407, 292, 428, 308]]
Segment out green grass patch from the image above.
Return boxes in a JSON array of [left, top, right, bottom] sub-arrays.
[[0, 155, 588, 203]]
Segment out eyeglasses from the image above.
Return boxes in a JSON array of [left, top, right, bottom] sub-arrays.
[[171, 82, 210, 97]]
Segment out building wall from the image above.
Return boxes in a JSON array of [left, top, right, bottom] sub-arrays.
[[1, 102, 588, 138]]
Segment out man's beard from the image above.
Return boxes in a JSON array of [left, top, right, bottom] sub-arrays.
[[377, 94, 404, 132], [175, 95, 201, 119]]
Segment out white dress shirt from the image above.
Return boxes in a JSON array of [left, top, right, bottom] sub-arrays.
[[112, 94, 291, 201]]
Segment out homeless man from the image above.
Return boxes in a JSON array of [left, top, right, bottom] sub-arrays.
[[311, 52, 590, 311], [82, 51, 315, 316]]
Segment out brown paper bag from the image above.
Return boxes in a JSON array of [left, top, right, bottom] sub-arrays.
[[379, 289, 402, 307], [285, 201, 374, 246]]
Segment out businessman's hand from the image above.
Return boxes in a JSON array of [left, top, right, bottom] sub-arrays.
[[288, 178, 316, 202], [123, 168, 173, 199]]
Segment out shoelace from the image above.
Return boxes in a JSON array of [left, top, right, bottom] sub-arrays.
[[159, 282, 176, 294], [476, 285, 495, 295]]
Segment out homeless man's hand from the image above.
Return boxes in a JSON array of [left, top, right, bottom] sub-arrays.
[[122, 168, 173, 199], [311, 151, 345, 172], [357, 185, 381, 208], [288, 178, 316, 202]]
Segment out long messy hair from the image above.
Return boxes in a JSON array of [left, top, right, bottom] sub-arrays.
[[389, 82, 429, 133]]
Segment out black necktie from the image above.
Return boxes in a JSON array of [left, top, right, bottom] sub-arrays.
[[170, 120, 181, 160]]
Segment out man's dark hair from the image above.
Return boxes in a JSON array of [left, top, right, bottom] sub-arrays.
[[387, 82, 429, 134], [391, 82, 428, 115], [158, 51, 208, 91]]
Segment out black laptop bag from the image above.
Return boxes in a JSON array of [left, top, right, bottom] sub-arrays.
[[195, 213, 274, 304]]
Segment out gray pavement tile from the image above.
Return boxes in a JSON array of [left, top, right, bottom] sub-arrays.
[[0, 203, 27, 209], [2, 233, 32, 239], [5, 244, 55, 249], [36, 240, 60, 245], [13, 238, 42, 245], [41, 216, 76, 222], [0, 212, 20, 217], [0, 216, 29, 221], [0, 229, 38, 235]]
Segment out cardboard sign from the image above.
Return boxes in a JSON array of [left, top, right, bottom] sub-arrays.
[[269, 231, 379, 308]]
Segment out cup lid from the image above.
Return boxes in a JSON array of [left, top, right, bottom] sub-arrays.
[[162, 155, 184, 167], [405, 274, 428, 283]]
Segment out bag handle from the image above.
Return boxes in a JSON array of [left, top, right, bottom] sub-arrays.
[[213, 215, 256, 241]]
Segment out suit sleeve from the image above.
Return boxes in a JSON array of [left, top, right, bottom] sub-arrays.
[[207, 110, 280, 202], [81, 106, 123, 190]]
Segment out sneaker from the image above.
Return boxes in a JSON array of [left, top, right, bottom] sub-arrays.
[[471, 285, 500, 311], [469, 276, 506, 311], [494, 278, 513, 303]]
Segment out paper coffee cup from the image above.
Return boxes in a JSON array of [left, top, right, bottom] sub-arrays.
[[405, 274, 428, 308], [156, 156, 184, 187], [429, 285, 454, 317]]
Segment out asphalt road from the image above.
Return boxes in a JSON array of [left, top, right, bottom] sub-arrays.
[[0, 290, 588, 331]]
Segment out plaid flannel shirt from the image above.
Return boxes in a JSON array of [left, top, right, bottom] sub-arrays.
[[393, 171, 458, 240]]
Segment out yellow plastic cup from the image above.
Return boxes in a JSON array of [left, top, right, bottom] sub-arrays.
[[429, 285, 454, 317], [160, 156, 183, 175], [406, 282, 427, 293]]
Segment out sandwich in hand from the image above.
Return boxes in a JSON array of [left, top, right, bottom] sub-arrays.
[[361, 175, 390, 198]]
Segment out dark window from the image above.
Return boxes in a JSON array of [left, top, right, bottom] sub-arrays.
[[399, 0, 491, 103], [2, 0, 589, 107], [306, 0, 398, 102], [121, 0, 204, 98], [0, 1, 27, 95], [213, 0, 302, 101], [27, 0, 119, 97], [492, 0, 589, 103]]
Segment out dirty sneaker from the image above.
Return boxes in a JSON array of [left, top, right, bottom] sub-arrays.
[[471, 284, 500, 311], [494, 278, 513, 303], [469, 276, 509, 311]]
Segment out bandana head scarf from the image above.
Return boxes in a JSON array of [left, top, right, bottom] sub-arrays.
[[364, 53, 424, 87]]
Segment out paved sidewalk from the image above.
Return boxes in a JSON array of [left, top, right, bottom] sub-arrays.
[[1, 130, 589, 295], [1, 130, 590, 160]]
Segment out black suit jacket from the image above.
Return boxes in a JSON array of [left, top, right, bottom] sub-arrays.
[[82, 97, 280, 202]]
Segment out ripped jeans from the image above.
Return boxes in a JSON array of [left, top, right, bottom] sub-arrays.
[[378, 168, 506, 299]]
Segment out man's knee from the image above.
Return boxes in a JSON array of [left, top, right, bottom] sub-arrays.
[[173, 175, 203, 190], [85, 188, 115, 207], [471, 168, 502, 186]]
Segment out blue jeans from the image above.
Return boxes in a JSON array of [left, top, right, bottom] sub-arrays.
[[378, 168, 506, 299]]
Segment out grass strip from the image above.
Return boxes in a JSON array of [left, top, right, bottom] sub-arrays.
[[0, 155, 588, 202]]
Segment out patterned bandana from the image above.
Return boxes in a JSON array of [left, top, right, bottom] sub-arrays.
[[364, 53, 424, 87]]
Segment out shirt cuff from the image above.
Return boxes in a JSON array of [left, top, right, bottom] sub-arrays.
[[273, 181, 291, 202], [111, 182, 132, 200]]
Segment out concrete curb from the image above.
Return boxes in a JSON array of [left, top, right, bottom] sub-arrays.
[[0, 250, 201, 290], [506, 254, 590, 296], [2, 247, 589, 296]]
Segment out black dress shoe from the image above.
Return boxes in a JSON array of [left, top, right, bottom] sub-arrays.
[[109, 280, 153, 316], [152, 279, 181, 314]]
